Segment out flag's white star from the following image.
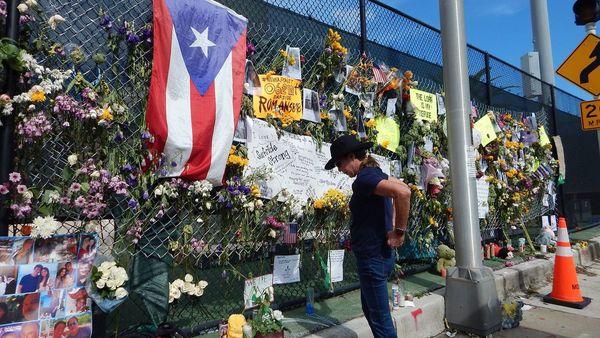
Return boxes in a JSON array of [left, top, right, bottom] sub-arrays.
[[190, 26, 216, 57]]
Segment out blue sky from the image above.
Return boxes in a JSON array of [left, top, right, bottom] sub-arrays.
[[380, 0, 592, 100]]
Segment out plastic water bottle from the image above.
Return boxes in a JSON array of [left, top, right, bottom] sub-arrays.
[[306, 287, 315, 315], [391, 284, 400, 309]]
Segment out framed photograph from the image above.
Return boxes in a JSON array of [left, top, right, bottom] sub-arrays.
[[76, 235, 97, 264]]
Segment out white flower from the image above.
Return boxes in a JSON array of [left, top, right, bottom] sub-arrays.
[[184, 274, 193, 283], [23, 191, 33, 200], [30, 216, 60, 239], [115, 287, 128, 299], [170, 286, 181, 299], [96, 279, 106, 289], [172, 279, 185, 289], [90, 170, 100, 178], [17, 3, 28, 13], [272, 310, 284, 321], [205, 201, 212, 210], [269, 229, 277, 238], [197, 280, 208, 289], [67, 154, 78, 166], [25, 0, 37, 7]]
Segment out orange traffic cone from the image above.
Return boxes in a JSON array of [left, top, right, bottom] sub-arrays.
[[543, 217, 591, 309]]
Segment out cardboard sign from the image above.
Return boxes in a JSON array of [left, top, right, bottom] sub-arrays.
[[410, 89, 438, 122], [253, 75, 302, 120]]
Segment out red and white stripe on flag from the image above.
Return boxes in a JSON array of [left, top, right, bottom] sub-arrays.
[[283, 222, 298, 244], [372, 67, 388, 83], [145, 0, 247, 186]]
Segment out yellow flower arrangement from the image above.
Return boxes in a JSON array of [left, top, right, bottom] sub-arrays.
[[365, 119, 376, 128], [380, 140, 390, 149], [251, 184, 261, 198], [326, 29, 348, 56], [343, 108, 352, 120], [320, 112, 329, 120], [227, 154, 249, 167], [322, 188, 349, 210]]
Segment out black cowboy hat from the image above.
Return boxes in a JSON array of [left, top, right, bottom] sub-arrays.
[[325, 135, 373, 170]]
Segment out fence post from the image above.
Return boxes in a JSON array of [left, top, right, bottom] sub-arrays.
[[484, 52, 492, 106], [0, 0, 20, 237], [359, 0, 367, 55]]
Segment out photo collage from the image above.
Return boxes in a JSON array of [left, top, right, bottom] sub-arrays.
[[0, 234, 97, 338]]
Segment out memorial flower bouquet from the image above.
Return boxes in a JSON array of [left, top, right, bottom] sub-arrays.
[[88, 257, 129, 312], [247, 293, 286, 338], [168, 274, 208, 304]]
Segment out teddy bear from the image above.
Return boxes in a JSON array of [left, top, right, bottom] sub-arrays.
[[535, 225, 557, 246], [400, 70, 418, 115], [436, 244, 456, 275]]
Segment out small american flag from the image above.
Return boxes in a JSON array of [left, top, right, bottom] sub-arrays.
[[283, 222, 298, 244], [372, 66, 388, 83]]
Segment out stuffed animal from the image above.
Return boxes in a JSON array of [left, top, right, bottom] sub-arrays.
[[401, 70, 418, 115], [535, 225, 557, 246], [436, 244, 456, 275]]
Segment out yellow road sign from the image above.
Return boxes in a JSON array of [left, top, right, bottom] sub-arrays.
[[556, 34, 600, 96], [580, 99, 600, 131]]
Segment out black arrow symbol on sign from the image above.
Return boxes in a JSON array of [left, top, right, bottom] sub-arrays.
[[580, 41, 600, 84]]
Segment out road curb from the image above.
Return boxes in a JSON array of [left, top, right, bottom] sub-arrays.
[[573, 237, 600, 266]]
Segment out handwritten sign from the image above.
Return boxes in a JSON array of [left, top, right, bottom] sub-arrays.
[[253, 75, 302, 120], [327, 250, 344, 283], [243, 274, 273, 309], [410, 88, 438, 122], [246, 119, 353, 204], [474, 114, 497, 147], [273, 255, 300, 284], [375, 116, 400, 152]]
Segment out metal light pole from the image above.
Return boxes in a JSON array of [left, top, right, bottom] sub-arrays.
[[439, 1, 501, 335], [0, 0, 20, 237]]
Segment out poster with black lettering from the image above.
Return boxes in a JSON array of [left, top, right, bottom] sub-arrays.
[[410, 88, 438, 122], [246, 119, 353, 204], [0, 233, 96, 338], [252, 75, 302, 120]]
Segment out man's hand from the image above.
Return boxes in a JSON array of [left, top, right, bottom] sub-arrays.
[[386, 229, 406, 248]]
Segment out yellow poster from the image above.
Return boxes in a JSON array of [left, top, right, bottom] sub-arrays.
[[253, 75, 302, 120], [410, 88, 438, 122], [473, 114, 497, 147], [538, 126, 551, 146], [375, 116, 400, 152]]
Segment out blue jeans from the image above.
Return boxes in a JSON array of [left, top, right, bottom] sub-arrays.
[[355, 250, 397, 338]]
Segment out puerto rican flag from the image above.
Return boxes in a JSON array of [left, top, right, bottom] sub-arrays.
[[146, 0, 247, 185]]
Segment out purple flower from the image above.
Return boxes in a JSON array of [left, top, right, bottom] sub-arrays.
[[225, 202, 233, 209], [140, 131, 151, 140], [325, 47, 332, 53], [60, 196, 70, 204], [16, 185, 27, 194], [246, 42, 256, 56], [69, 182, 82, 193], [122, 164, 134, 173], [217, 195, 225, 203], [100, 15, 113, 30], [0, 185, 8, 195], [170, 161, 177, 167], [74, 196, 86, 207], [128, 198, 138, 209], [160, 169, 168, 176], [8, 172, 21, 183], [127, 34, 141, 43], [142, 191, 149, 200], [117, 24, 127, 35], [114, 131, 124, 143]]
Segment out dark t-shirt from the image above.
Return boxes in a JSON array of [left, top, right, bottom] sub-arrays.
[[349, 166, 393, 258], [18, 274, 39, 293]]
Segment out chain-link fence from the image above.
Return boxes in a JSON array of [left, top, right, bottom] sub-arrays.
[[2, 0, 584, 335]]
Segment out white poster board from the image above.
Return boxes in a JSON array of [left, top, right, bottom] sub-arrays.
[[272, 255, 301, 284]]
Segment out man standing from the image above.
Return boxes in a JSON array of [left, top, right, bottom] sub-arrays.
[[17, 265, 42, 293], [66, 317, 91, 338]]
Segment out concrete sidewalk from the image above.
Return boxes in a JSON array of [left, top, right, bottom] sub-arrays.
[[301, 235, 600, 338]]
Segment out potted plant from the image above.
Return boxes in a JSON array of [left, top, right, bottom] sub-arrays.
[[247, 295, 287, 338]]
